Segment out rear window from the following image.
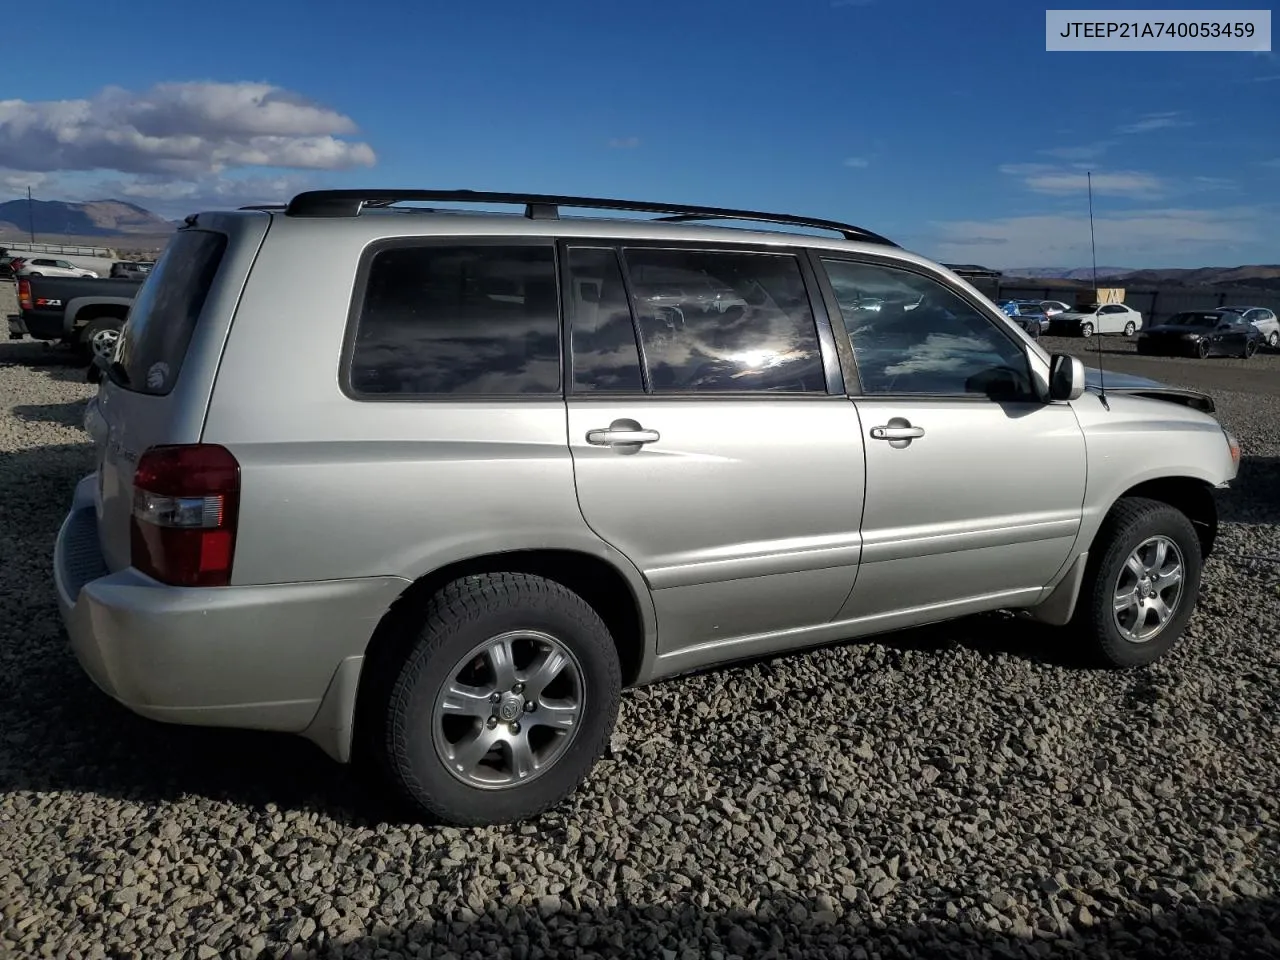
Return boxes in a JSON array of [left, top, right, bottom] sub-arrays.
[[346, 242, 562, 397], [112, 229, 227, 395]]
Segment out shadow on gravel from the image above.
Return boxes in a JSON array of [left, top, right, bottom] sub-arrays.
[[0, 339, 88, 384], [293, 891, 1280, 959], [12, 399, 91, 428], [1218, 455, 1280, 527]]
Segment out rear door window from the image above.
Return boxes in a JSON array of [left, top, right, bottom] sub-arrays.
[[112, 228, 228, 395], [620, 247, 827, 394]]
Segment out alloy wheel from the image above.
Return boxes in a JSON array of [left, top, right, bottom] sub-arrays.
[[431, 629, 585, 790], [1112, 535, 1185, 644]]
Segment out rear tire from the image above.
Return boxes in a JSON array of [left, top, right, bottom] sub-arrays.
[[374, 572, 621, 826], [78, 316, 123, 363], [1069, 497, 1202, 669]]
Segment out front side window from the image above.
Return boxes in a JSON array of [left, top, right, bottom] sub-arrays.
[[621, 248, 826, 394], [822, 258, 1034, 399], [349, 243, 561, 397]]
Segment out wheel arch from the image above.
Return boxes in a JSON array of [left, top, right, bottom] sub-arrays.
[[348, 548, 656, 767], [1103, 475, 1218, 560]]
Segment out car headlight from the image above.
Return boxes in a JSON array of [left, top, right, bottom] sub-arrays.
[[1182, 333, 1201, 340]]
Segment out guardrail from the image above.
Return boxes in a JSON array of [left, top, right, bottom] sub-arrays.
[[0, 241, 117, 258]]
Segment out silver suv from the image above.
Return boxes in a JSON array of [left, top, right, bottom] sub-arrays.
[[56, 189, 1241, 826]]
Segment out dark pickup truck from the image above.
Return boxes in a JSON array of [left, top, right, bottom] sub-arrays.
[[9, 274, 142, 361]]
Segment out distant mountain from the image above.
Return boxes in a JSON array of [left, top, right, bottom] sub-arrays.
[[0, 198, 175, 238], [1003, 267, 1135, 280], [1002, 264, 1280, 289]]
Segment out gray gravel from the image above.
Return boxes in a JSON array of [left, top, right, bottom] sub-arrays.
[[2, 317, 1279, 959]]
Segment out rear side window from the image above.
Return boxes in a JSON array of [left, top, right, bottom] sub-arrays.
[[348, 243, 561, 397], [114, 229, 227, 395]]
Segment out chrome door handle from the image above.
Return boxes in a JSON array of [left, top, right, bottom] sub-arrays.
[[870, 425, 925, 441], [586, 427, 660, 446]]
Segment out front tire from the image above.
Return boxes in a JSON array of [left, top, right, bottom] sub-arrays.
[[1243, 339, 1257, 359], [1268, 331, 1279, 348], [1123, 321, 1136, 336], [1079, 322, 1094, 338], [1069, 497, 1202, 669], [376, 572, 621, 826], [1196, 340, 1210, 359]]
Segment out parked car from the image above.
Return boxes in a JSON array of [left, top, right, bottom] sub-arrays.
[[1215, 305, 1279, 349], [13, 274, 142, 360], [1137, 310, 1265, 359], [110, 260, 155, 280], [15, 256, 98, 279], [1050, 302, 1143, 337], [999, 301, 1049, 336], [55, 188, 1240, 827]]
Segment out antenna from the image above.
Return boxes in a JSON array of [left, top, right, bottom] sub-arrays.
[[1088, 171, 1108, 410]]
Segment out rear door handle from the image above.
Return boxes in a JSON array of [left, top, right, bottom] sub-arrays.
[[586, 427, 660, 446], [870, 425, 925, 440]]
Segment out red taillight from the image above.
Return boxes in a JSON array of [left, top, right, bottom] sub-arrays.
[[130, 444, 240, 587], [17, 278, 32, 310]]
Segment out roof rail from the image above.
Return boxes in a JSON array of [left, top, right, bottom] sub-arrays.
[[239, 203, 288, 211], [281, 189, 897, 246]]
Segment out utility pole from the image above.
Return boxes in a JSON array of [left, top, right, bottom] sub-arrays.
[[27, 186, 36, 243]]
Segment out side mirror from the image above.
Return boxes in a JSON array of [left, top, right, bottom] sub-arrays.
[[1049, 353, 1086, 401]]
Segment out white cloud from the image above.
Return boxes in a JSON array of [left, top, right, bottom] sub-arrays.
[[0, 81, 376, 178], [87, 173, 314, 210], [999, 163, 1165, 199], [1116, 111, 1191, 134], [1040, 141, 1114, 161], [927, 206, 1266, 268], [1262, 158, 1280, 168], [607, 136, 640, 149], [831, 0, 876, 7], [843, 156, 870, 168], [0, 169, 48, 192]]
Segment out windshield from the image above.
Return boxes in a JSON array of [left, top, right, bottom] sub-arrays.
[[1167, 313, 1216, 325]]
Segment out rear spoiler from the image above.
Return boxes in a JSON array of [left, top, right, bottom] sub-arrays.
[[1099, 386, 1215, 415]]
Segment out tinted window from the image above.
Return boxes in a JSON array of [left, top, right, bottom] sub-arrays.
[[565, 247, 644, 393], [349, 244, 561, 397], [622, 248, 825, 394], [114, 228, 227, 396], [822, 258, 1034, 399]]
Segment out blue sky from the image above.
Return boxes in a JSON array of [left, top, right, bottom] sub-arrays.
[[1, 0, 1276, 268]]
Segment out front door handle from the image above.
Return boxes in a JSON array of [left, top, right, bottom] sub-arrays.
[[586, 428, 660, 445], [586, 419, 661, 448], [870, 424, 925, 441]]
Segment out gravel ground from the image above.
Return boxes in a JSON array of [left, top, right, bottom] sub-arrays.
[[2, 310, 1279, 959]]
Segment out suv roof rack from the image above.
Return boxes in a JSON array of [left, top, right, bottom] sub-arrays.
[[281, 189, 897, 246]]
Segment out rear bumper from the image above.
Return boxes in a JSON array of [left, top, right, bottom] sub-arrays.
[[54, 474, 410, 760]]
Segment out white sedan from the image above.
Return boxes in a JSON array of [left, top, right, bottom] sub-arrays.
[[1051, 302, 1143, 338], [15, 257, 98, 279]]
